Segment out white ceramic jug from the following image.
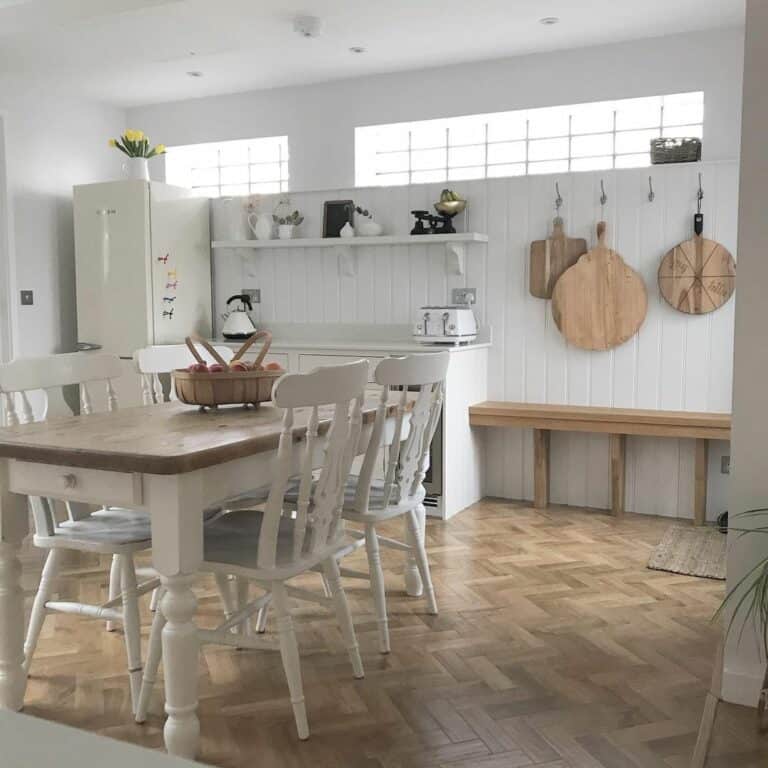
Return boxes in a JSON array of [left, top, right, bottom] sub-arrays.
[[248, 212, 273, 240]]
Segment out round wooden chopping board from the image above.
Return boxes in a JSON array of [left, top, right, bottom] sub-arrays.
[[658, 232, 735, 315], [552, 222, 648, 351]]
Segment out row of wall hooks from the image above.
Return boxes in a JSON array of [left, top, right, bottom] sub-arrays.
[[552, 172, 705, 209]]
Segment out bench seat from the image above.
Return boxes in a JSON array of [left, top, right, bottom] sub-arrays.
[[469, 401, 731, 524]]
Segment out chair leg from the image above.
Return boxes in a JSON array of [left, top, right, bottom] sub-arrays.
[[272, 582, 309, 740], [149, 587, 161, 614], [236, 577, 252, 636], [364, 524, 390, 654], [23, 548, 62, 673], [406, 505, 438, 615], [135, 590, 166, 724], [120, 556, 143, 714], [323, 557, 364, 678], [403, 512, 423, 597], [254, 594, 271, 634], [106, 554, 121, 631]]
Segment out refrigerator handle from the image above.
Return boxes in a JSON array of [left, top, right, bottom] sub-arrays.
[[76, 342, 103, 352]]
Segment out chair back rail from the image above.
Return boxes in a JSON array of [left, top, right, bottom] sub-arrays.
[[0, 352, 124, 532], [354, 352, 449, 512], [134, 344, 234, 404], [259, 360, 368, 570]]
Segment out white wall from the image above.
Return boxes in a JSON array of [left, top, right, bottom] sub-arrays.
[[722, 0, 766, 709], [213, 159, 737, 519], [0, 82, 125, 357], [130, 28, 744, 191]]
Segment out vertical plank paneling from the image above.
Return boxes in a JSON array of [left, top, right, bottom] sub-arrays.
[[213, 162, 735, 518]]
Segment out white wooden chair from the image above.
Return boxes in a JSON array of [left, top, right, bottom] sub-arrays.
[[135, 360, 369, 739], [0, 352, 157, 713], [335, 352, 448, 653]]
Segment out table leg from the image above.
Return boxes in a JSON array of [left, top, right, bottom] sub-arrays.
[[694, 439, 709, 526], [0, 459, 30, 711], [147, 473, 203, 759], [533, 429, 550, 509], [610, 434, 626, 517]]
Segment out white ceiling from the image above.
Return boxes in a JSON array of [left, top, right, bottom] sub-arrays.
[[0, 0, 744, 108]]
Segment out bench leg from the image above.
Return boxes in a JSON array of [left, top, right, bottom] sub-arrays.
[[533, 429, 550, 509], [694, 438, 709, 526], [610, 434, 626, 517]]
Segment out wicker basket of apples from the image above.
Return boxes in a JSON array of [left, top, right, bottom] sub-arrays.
[[173, 331, 284, 409]]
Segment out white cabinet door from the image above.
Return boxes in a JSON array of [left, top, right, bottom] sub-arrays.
[[73, 181, 152, 356]]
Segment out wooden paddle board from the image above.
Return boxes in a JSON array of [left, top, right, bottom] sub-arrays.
[[658, 213, 735, 314], [551, 222, 648, 351], [529, 217, 587, 298]]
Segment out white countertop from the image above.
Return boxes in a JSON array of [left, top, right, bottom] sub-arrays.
[[213, 322, 492, 354]]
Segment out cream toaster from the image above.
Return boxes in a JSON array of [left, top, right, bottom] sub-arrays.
[[413, 305, 478, 344]]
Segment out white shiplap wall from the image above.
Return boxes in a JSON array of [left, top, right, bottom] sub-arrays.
[[213, 161, 737, 519]]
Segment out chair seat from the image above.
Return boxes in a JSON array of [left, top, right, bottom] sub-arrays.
[[202, 509, 346, 579], [35, 511, 153, 552]]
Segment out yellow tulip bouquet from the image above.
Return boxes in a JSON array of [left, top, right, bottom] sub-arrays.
[[109, 129, 166, 159]]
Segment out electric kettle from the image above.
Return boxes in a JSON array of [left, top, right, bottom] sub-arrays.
[[221, 294, 257, 340]]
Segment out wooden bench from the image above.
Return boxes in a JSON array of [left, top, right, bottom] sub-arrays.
[[468, 402, 731, 524]]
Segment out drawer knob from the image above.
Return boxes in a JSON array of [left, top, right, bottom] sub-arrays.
[[62, 473, 77, 489]]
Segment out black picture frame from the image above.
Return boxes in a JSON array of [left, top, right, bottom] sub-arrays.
[[323, 200, 354, 238]]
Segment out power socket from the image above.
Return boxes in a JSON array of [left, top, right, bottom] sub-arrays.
[[452, 287, 477, 306], [241, 288, 261, 304]]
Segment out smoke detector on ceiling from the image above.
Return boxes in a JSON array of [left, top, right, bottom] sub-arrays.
[[293, 15, 322, 38]]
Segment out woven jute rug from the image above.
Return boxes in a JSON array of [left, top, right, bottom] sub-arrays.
[[647, 525, 727, 580]]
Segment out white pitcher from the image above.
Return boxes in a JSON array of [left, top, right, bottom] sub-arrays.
[[248, 212, 273, 240]]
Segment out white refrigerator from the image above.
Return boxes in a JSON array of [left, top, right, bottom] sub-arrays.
[[73, 180, 212, 357], [73, 180, 212, 406]]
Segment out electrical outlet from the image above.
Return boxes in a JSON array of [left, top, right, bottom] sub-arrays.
[[721, 455, 731, 474], [452, 287, 477, 305], [20, 290, 33, 306], [241, 288, 261, 304]]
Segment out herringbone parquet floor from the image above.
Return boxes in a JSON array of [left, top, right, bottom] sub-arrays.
[[19, 500, 768, 767]]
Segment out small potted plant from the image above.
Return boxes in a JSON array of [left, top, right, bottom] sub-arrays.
[[273, 209, 304, 239], [109, 130, 165, 181]]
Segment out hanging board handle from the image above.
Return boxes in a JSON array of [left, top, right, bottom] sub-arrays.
[[694, 213, 704, 236]]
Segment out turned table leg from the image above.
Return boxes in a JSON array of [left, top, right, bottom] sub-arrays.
[[533, 429, 550, 509], [148, 473, 203, 759], [0, 459, 30, 711], [694, 439, 709, 526], [610, 434, 626, 517]]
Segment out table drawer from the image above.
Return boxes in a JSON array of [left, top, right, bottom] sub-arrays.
[[298, 354, 383, 382], [9, 461, 142, 507]]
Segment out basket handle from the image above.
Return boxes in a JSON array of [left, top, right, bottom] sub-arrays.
[[187, 334, 229, 368], [231, 330, 273, 369]]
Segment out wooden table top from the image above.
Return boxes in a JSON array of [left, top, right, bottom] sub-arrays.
[[0, 398, 401, 475]]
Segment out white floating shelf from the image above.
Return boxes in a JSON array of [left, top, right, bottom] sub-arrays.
[[212, 233, 488, 277]]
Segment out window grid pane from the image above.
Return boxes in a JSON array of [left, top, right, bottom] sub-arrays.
[[356, 92, 703, 186], [165, 136, 289, 197]]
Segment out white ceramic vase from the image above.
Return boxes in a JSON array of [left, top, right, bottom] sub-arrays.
[[248, 212, 274, 240], [123, 157, 150, 181], [278, 224, 296, 240]]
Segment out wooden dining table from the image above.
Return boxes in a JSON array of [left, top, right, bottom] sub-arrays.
[[0, 397, 415, 758]]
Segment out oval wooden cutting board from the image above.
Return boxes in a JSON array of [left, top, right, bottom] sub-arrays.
[[552, 222, 648, 351], [658, 216, 735, 314]]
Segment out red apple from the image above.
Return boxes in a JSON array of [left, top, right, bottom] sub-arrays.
[[208, 363, 227, 373], [265, 362, 282, 371], [230, 360, 249, 372], [187, 362, 208, 373]]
